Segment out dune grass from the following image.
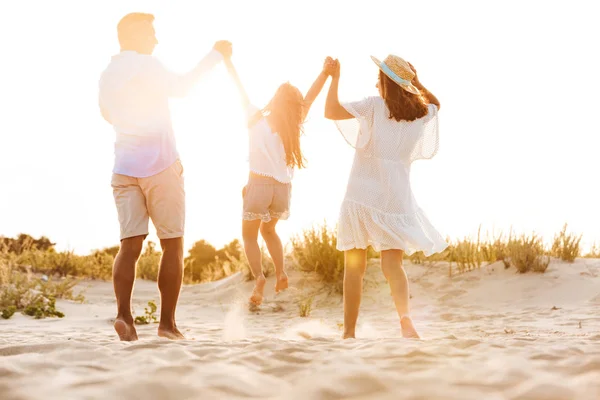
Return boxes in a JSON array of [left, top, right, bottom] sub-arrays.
[[299, 295, 314, 318], [551, 223, 582, 262], [584, 242, 600, 258], [290, 224, 345, 293], [1, 222, 596, 320]]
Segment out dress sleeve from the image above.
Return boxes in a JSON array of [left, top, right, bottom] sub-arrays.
[[410, 103, 440, 162], [334, 96, 376, 149]]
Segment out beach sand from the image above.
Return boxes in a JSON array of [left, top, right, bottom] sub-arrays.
[[1, 259, 600, 400]]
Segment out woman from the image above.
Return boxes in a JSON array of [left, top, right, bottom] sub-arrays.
[[324, 55, 448, 339]]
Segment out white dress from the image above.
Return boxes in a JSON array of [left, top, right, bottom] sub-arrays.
[[335, 96, 448, 256]]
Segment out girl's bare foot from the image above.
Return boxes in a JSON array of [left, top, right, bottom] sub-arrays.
[[114, 318, 138, 342], [158, 325, 185, 340], [275, 272, 289, 293], [342, 332, 356, 339], [250, 276, 266, 305], [400, 315, 420, 339]]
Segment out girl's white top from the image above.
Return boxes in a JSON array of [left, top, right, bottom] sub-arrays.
[[246, 105, 294, 184], [335, 96, 448, 255]]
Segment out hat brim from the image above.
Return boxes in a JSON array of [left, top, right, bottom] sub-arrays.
[[371, 56, 420, 95]]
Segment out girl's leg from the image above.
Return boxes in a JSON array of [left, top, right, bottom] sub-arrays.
[[343, 248, 367, 339], [242, 219, 265, 305], [380, 249, 419, 338], [259, 218, 288, 292]]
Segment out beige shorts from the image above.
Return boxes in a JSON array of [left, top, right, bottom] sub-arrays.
[[242, 174, 291, 222], [111, 160, 185, 240]]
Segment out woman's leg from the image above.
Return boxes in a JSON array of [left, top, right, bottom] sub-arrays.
[[343, 248, 367, 339], [259, 218, 288, 292], [242, 219, 265, 305], [381, 249, 419, 338]]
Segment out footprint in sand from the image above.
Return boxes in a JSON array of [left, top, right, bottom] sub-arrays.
[[438, 289, 468, 302]]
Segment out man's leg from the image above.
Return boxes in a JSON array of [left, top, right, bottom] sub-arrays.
[[157, 237, 185, 340], [111, 172, 149, 342], [142, 160, 186, 340], [113, 236, 145, 341]]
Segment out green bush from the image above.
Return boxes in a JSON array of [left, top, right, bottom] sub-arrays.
[[134, 301, 158, 325], [0, 252, 84, 319]]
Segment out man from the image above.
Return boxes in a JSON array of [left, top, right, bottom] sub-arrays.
[[98, 12, 231, 341]]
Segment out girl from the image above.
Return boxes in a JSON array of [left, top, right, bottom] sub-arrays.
[[225, 56, 331, 305], [324, 55, 448, 339]]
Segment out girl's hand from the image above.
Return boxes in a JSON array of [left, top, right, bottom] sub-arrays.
[[324, 57, 340, 78], [323, 57, 333, 75]]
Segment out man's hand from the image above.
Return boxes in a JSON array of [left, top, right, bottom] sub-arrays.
[[213, 40, 232, 59]]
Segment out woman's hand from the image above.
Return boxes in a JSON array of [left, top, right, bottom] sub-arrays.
[[408, 62, 421, 85], [324, 57, 340, 78]]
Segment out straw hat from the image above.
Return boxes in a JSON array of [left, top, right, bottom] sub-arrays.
[[371, 54, 420, 95]]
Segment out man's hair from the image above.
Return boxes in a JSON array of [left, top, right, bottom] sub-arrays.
[[117, 12, 155, 46]]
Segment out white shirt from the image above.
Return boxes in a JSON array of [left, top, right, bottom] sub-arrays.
[[98, 49, 223, 178], [246, 105, 294, 184]]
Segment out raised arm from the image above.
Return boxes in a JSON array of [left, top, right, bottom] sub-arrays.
[[408, 62, 440, 110], [162, 41, 231, 98], [324, 59, 354, 120], [301, 59, 330, 117], [223, 57, 251, 111]]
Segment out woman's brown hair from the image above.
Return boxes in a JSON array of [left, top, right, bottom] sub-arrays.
[[379, 70, 428, 122], [263, 83, 306, 169]]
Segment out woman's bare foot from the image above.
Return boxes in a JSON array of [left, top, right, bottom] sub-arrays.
[[342, 332, 356, 339], [114, 318, 138, 341], [275, 272, 289, 293], [250, 276, 266, 305], [400, 316, 420, 339], [158, 325, 185, 340]]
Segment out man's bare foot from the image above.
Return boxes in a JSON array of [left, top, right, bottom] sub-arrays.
[[158, 325, 185, 340], [114, 318, 138, 342], [400, 316, 420, 339], [275, 272, 289, 293], [250, 276, 266, 305]]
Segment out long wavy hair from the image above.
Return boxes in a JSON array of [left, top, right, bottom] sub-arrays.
[[263, 82, 306, 169], [379, 70, 428, 122]]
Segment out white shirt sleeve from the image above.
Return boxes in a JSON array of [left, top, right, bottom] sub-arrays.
[[245, 103, 264, 132], [246, 104, 260, 121], [153, 49, 223, 98], [334, 96, 376, 149]]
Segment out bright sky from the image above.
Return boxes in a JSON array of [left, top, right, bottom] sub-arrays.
[[1, 0, 599, 254]]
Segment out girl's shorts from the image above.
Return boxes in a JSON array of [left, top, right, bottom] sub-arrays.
[[242, 174, 291, 222]]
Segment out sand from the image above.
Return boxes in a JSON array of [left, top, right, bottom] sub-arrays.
[[1, 258, 600, 400]]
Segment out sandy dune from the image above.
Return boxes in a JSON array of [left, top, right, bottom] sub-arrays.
[[1, 259, 600, 400]]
